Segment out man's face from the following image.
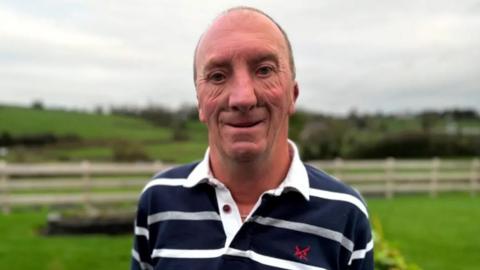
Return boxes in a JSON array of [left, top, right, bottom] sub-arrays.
[[195, 11, 298, 162]]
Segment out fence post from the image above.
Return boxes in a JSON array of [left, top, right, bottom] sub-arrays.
[[82, 160, 93, 211], [333, 157, 344, 180], [430, 157, 440, 198], [470, 158, 479, 197], [0, 160, 10, 214], [385, 157, 395, 199], [153, 160, 163, 174]]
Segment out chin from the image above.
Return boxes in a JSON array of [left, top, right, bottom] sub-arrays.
[[227, 141, 267, 162]]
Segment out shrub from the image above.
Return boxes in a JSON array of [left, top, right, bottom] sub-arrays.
[[112, 141, 151, 162], [373, 216, 422, 270], [350, 132, 479, 158]]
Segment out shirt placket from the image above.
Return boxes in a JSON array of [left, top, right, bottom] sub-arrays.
[[214, 182, 244, 248]]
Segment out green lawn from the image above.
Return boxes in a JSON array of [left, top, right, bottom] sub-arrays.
[[147, 141, 207, 163], [0, 208, 132, 270], [0, 194, 478, 269], [367, 193, 480, 270]]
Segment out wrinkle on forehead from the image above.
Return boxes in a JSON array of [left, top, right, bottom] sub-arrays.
[[195, 9, 290, 80]]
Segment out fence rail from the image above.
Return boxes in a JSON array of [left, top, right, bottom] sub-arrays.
[[309, 158, 479, 198], [0, 158, 478, 213]]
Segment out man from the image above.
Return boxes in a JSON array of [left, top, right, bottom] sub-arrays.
[[132, 7, 373, 270]]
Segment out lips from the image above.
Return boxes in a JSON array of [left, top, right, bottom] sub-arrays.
[[227, 120, 263, 128], [221, 110, 266, 129]]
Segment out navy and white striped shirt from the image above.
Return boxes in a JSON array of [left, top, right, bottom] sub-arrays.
[[131, 143, 373, 270]]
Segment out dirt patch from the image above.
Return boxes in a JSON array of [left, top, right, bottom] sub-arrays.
[[44, 209, 135, 235]]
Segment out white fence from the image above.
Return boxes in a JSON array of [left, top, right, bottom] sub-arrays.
[[309, 158, 479, 198], [0, 158, 479, 213], [0, 161, 171, 213]]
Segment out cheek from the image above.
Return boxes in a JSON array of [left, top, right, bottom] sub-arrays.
[[201, 101, 218, 123], [197, 85, 226, 123], [258, 78, 292, 110]]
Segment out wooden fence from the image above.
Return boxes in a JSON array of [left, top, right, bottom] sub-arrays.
[[0, 158, 479, 213], [0, 161, 171, 214], [309, 158, 479, 198]]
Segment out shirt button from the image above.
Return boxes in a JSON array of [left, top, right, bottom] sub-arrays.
[[222, 204, 231, 213]]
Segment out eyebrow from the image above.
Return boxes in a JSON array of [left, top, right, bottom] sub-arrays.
[[202, 52, 280, 76], [202, 57, 231, 75], [248, 53, 279, 68]]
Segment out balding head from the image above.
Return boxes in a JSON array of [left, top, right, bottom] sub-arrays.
[[193, 7, 296, 84]]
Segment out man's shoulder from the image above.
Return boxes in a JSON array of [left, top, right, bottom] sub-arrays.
[[304, 163, 366, 204], [139, 162, 201, 200], [153, 161, 200, 179]]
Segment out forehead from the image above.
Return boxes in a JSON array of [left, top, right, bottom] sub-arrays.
[[196, 10, 288, 69]]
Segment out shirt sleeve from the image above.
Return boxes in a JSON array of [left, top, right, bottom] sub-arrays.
[[347, 212, 374, 270], [131, 193, 153, 270]]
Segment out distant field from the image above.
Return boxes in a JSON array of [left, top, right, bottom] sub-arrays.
[[0, 105, 209, 163], [13, 141, 207, 163], [147, 141, 207, 163], [2, 104, 478, 163], [367, 193, 480, 270], [0, 105, 171, 141]]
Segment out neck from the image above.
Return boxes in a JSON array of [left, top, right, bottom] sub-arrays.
[[210, 140, 292, 207]]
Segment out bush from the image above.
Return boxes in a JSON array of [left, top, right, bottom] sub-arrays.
[[0, 132, 81, 147], [112, 141, 151, 162], [299, 120, 348, 159], [350, 132, 479, 158], [373, 216, 422, 270]]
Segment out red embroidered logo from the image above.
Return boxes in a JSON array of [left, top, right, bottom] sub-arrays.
[[294, 245, 310, 261]]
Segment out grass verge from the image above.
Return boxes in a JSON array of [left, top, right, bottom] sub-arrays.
[[367, 193, 480, 270], [0, 208, 132, 270], [0, 193, 478, 269]]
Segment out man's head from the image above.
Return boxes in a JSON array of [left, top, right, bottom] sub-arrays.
[[194, 7, 299, 163], [194, 7, 296, 82]]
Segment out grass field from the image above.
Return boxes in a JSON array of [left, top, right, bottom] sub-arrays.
[[14, 141, 207, 163], [0, 105, 210, 163], [0, 194, 478, 269], [367, 193, 480, 270], [0, 208, 132, 270], [0, 105, 171, 141]]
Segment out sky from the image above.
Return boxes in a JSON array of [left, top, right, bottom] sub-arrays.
[[1, 0, 479, 115]]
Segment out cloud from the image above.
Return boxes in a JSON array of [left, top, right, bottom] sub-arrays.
[[0, 0, 479, 114]]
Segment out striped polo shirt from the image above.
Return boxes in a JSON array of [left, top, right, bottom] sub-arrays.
[[131, 143, 373, 270]]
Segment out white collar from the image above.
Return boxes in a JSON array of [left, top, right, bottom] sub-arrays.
[[185, 140, 310, 201]]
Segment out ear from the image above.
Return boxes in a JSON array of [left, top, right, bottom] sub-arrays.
[[198, 107, 207, 123], [196, 93, 207, 123], [288, 82, 299, 115]]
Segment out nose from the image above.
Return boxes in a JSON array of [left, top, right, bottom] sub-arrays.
[[228, 71, 257, 113]]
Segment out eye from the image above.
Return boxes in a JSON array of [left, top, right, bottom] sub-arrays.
[[209, 72, 226, 84], [256, 66, 274, 77]]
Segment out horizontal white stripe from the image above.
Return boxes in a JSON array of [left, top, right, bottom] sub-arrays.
[[147, 211, 221, 225], [310, 188, 369, 218], [151, 248, 326, 270], [151, 247, 225, 259], [135, 225, 149, 240], [226, 248, 327, 270], [142, 178, 187, 193], [348, 239, 374, 265], [252, 216, 354, 251], [131, 249, 153, 270]]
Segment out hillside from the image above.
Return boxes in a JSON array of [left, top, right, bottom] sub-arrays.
[[0, 105, 171, 141], [1, 104, 478, 163], [0, 105, 207, 163]]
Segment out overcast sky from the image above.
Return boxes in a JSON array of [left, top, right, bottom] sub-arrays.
[[1, 0, 479, 115]]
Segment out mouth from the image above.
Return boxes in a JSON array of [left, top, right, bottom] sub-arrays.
[[227, 120, 263, 128]]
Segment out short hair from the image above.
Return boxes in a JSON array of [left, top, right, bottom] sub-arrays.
[[193, 6, 296, 83]]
